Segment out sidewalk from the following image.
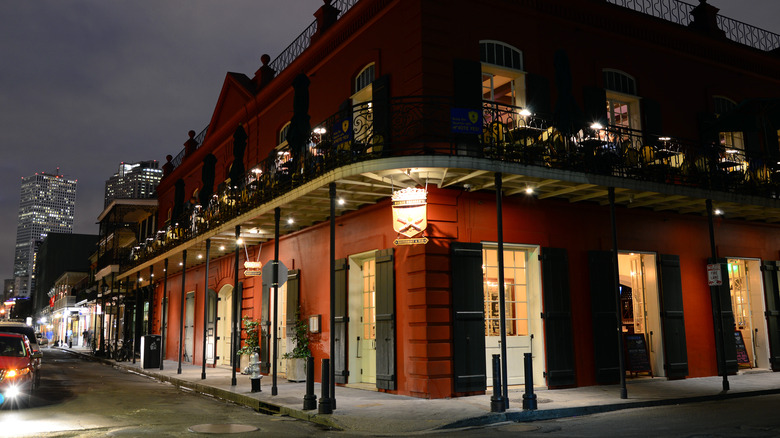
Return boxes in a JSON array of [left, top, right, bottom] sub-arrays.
[[58, 346, 780, 435]]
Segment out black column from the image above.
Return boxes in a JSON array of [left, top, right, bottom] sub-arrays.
[[231, 225, 240, 386], [272, 207, 280, 395], [707, 199, 730, 391], [609, 187, 627, 399], [202, 239, 211, 379], [495, 173, 509, 408], [161, 259, 168, 370], [178, 250, 187, 374]]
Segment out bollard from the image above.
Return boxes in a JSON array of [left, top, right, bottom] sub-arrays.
[[318, 358, 333, 414], [490, 354, 506, 412], [249, 348, 262, 393], [522, 352, 537, 410], [303, 356, 317, 410]]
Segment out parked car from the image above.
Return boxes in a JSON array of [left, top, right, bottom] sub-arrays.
[[0, 322, 42, 389], [0, 332, 36, 407], [35, 332, 48, 347]]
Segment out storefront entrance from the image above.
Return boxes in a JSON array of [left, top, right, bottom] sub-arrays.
[[618, 252, 665, 377], [184, 292, 195, 362], [348, 252, 377, 385], [727, 258, 771, 369], [482, 245, 545, 386], [217, 284, 233, 366]]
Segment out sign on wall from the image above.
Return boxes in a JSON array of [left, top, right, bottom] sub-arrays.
[[244, 261, 262, 277], [392, 187, 429, 245], [707, 263, 722, 286]]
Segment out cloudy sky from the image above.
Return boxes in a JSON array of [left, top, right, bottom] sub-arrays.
[[0, 0, 778, 281]]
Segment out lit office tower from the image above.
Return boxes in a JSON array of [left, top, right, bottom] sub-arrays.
[[104, 160, 162, 207], [13, 171, 77, 298]]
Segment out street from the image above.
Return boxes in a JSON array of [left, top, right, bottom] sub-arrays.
[[0, 349, 329, 437]]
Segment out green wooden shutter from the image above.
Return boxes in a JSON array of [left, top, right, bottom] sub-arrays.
[[453, 59, 482, 156], [589, 251, 620, 384], [760, 261, 780, 371], [582, 86, 607, 127], [642, 98, 663, 147], [710, 258, 738, 375], [286, 270, 300, 342], [526, 73, 552, 118], [372, 75, 391, 155], [451, 242, 487, 393], [375, 249, 396, 390], [658, 254, 688, 379], [334, 258, 349, 384], [540, 247, 576, 387]]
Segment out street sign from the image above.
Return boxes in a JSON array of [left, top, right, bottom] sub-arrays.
[[262, 261, 288, 287], [707, 264, 722, 286], [243, 261, 262, 277]]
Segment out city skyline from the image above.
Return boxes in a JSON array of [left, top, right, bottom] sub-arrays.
[[0, 0, 778, 281]]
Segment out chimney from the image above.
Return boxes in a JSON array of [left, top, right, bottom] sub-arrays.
[[253, 54, 276, 90], [688, 0, 726, 39]]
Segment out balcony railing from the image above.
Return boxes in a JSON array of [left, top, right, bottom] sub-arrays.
[[607, 0, 780, 51], [170, 125, 209, 171], [129, 96, 779, 268]]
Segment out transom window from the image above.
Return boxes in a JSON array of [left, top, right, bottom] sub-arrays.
[[354, 63, 375, 94], [482, 246, 529, 337]]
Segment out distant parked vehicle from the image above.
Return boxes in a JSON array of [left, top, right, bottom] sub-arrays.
[[35, 332, 48, 347], [0, 332, 36, 408], [0, 322, 42, 389]]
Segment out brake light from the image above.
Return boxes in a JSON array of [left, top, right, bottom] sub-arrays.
[[5, 368, 30, 378]]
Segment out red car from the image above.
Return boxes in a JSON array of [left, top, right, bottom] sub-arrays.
[[0, 332, 36, 408]]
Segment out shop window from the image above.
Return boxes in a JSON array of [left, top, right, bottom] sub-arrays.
[[603, 69, 641, 131], [480, 41, 526, 109], [713, 96, 745, 153], [482, 246, 529, 337]]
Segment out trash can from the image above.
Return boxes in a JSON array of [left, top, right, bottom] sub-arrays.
[[141, 335, 161, 369]]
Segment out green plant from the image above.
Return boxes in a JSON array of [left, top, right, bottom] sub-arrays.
[[237, 316, 260, 356], [282, 313, 311, 359]]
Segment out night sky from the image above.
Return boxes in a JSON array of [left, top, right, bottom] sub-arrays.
[[0, 0, 778, 281]]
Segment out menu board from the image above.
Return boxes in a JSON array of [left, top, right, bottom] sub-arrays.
[[624, 334, 651, 374], [735, 331, 750, 366]]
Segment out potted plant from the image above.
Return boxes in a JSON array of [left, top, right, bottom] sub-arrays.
[[238, 316, 260, 372], [282, 313, 311, 382]]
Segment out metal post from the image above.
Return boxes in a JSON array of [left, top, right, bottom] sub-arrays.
[[99, 281, 106, 356], [134, 272, 140, 364], [707, 199, 730, 391], [329, 182, 337, 409], [303, 356, 317, 410], [272, 207, 280, 396], [178, 250, 187, 374], [148, 265, 154, 336], [318, 358, 333, 414], [522, 352, 538, 410], [161, 258, 168, 370], [111, 273, 118, 358], [490, 354, 505, 412], [609, 187, 628, 399], [495, 172, 509, 409], [202, 239, 211, 380], [231, 225, 240, 386]]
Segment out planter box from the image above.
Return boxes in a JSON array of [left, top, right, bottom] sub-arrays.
[[286, 357, 307, 382]]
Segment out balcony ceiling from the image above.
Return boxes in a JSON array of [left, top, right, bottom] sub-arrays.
[[121, 156, 780, 283]]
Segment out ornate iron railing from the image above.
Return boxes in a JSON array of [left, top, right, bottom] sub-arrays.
[[268, 0, 361, 76], [129, 97, 779, 268], [170, 125, 209, 170], [607, 0, 780, 51]]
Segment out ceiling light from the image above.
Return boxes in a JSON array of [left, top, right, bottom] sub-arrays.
[[519, 108, 532, 116], [338, 198, 345, 205], [236, 238, 244, 245], [525, 187, 534, 195], [590, 122, 603, 130], [287, 218, 294, 225], [219, 245, 225, 251], [714, 209, 724, 216]]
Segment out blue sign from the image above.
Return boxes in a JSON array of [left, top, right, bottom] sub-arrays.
[[451, 108, 482, 134], [332, 118, 353, 148]]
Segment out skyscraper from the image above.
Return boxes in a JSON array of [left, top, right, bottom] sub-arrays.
[[104, 160, 162, 207], [13, 171, 77, 298]]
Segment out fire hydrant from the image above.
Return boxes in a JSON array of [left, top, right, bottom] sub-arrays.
[[249, 348, 262, 392]]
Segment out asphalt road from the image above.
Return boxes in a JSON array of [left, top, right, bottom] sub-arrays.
[[0, 348, 331, 437]]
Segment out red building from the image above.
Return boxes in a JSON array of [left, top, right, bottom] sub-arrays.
[[118, 0, 780, 400]]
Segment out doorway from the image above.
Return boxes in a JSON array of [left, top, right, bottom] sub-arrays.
[[206, 290, 216, 365], [617, 252, 664, 377], [270, 282, 288, 375], [482, 245, 545, 386], [217, 285, 233, 366], [727, 258, 770, 369], [185, 292, 195, 363], [348, 251, 377, 385]]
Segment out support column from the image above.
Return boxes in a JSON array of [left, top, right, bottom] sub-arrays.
[[134, 272, 141, 364], [329, 182, 337, 409], [202, 239, 211, 380], [707, 198, 729, 391], [495, 173, 509, 409], [232, 225, 241, 386], [178, 250, 187, 374], [272, 207, 280, 395], [161, 258, 168, 370], [609, 187, 627, 399]]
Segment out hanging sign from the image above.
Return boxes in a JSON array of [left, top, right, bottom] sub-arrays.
[[707, 263, 722, 286], [244, 261, 263, 277], [392, 187, 429, 246]]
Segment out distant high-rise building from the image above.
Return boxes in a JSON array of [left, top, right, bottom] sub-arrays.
[[13, 171, 77, 298], [104, 160, 162, 207]]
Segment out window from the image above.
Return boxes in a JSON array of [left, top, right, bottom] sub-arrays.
[[480, 41, 525, 109], [275, 122, 292, 171], [352, 63, 376, 145], [603, 69, 641, 131], [482, 246, 529, 337], [713, 96, 744, 152], [362, 258, 376, 341], [278, 122, 291, 147]]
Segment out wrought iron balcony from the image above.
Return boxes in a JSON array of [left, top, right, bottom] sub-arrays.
[[130, 97, 778, 268]]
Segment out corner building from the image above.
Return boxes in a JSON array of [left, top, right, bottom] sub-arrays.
[[121, 0, 780, 398]]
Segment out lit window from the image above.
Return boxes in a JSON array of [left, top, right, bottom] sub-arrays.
[[480, 41, 525, 108], [603, 69, 641, 132]]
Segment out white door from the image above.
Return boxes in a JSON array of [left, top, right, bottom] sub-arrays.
[[185, 292, 195, 362], [217, 285, 232, 366], [348, 253, 377, 384], [483, 247, 533, 385], [206, 291, 216, 365], [271, 283, 287, 374]]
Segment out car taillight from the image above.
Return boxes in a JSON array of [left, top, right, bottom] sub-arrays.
[[5, 368, 30, 378]]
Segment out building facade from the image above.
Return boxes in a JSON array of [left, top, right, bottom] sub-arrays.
[[13, 171, 77, 299], [119, 0, 780, 400], [104, 160, 162, 207]]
